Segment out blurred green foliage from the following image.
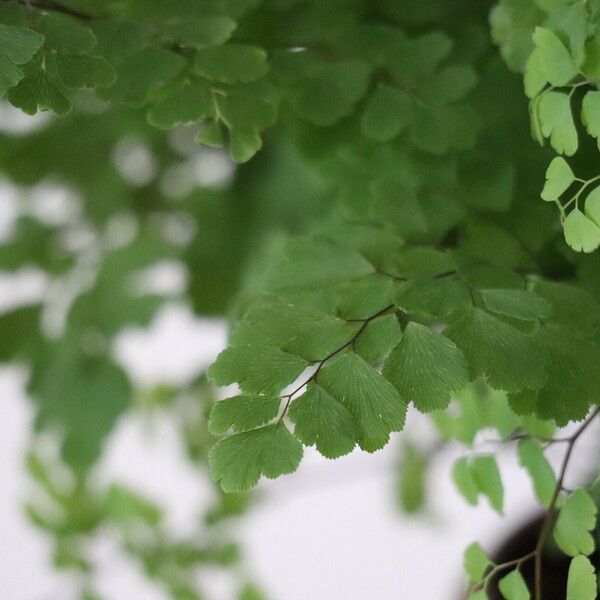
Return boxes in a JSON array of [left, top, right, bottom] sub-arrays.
[[1, 0, 600, 598]]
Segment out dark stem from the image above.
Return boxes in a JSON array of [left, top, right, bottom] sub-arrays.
[[6, 0, 93, 20], [278, 304, 395, 420], [533, 406, 600, 600], [474, 406, 599, 598]]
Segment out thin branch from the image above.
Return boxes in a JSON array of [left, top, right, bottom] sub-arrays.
[[378, 267, 485, 306], [481, 552, 537, 595], [278, 304, 395, 420], [479, 432, 572, 447], [533, 406, 600, 600], [375, 268, 407, 282], [473, 407, 599, 598], [375, 268, 459, 282], [5, 0, 93, 20]]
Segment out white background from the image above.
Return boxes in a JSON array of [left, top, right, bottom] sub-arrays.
[[0, 106, 595, 600], [2, 301, 586, 600]]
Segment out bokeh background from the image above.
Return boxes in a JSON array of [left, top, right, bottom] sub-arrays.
[[0, 103, 595, 600], [2, 346, 545, 600]]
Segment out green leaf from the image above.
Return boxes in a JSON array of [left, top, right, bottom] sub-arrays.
[[197, 81, 272, 162], [567, 556, 597, 600], [265, 239, 374, 292], [490, 2, 537, 72], [397, 442, 428, 513], [208, 345, 308, 395], [194, 44, 268, 83], [397, 278, 471, 318], [383, 322, 468, 412], [209, 423, 303, 492], [38, 12, 96, 54], [288, 383, 359, 459], [464, 542, 492, 583], [208, 395, 281, 435], [91, 19, 150, 64], [445, 307, 546, 393], [0, 24, 44, 64], [471, 455, 504, 513], [354, 314, 402, 364], [480, 289, 553, 322], [532, 27, 577, 87], [230, 303, 358, 361], [509, 326, 600, 425], [293, 60, 370, 126], [581, 35, 600, 82], [0, 305, 42, 362], [239, 583, 266, 600], [369, 178, 427, 235], [410, 102, 480, 154], [563, 209, 600, 253], [388, 30, 452, 79], [438, 387, 490, 446], [546, 3, 587, 63], [458, 219, 531, 272], [318, 353, 407, 452], [147, 81, 213, 129], [541, 157, 575, 202], [488, 390, 520, 439], [422, 65, 478, 105], [105, 486, 162, 525], [554, 489, 597, 557], [519, 415, 556, 440], [391, 247, 456, 279], [161, 16, 237, 48], [533, 281, 600, 330], [229, 127, 262, 163], [462, 160, 515, 212], [100, 46, 185, 105], [0, 54, 23, 96], [196, 120, 224, 147], [361, 85, 413, 142], [332, 276, 397, 320], [539, 91, 578, 155], [524, 49, 547, 99], [453, 457, 478, 505], [517, 439, 556, 507], [581, 90, 600, 149], [529, 96, 545, 145], [30, 352, 130, 471], [498, 569, 530, 600], [52, 53, 116, 89], [584, 186, 600, 228], [318, 220, 405, 266], [8, 70, 70, 115]]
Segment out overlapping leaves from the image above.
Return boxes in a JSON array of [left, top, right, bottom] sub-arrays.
[[499, 0, 600, 253], [0, 2, 274, 162], [1, 4, 600, 599], [0, 0, 486, 167], [206, 232, 596, 491]]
